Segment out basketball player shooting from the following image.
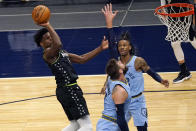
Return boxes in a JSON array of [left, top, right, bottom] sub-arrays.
[[32, 5, 109, 131], [160, 0, 196, 84]]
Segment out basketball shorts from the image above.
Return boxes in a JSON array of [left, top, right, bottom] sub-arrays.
[[126, 94, 148, 127], [56, 83, 89, 120], [96, 118, 120, 131]]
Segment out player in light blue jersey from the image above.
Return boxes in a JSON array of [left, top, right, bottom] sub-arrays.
[[101, 4, 169, 131], [96, 58, 131, 131]]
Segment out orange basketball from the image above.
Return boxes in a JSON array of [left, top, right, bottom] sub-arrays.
[[32, 5, 50, 24]]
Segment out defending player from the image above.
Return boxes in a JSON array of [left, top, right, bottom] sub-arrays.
[[33, 21, 108, 131], [101, 4, 169, 131], [96, 58, 131, 131]]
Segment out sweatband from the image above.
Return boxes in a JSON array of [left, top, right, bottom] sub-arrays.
[[146, 68, 162, 83], [116, 104, 129, 131]]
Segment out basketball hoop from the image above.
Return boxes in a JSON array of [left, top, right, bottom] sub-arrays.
[[155, 3, 194, 42]]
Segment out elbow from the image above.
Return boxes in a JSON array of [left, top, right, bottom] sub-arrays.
[[78, 57, 87, 64], [53, 41, 62, 49], [78, 61, 85, 64], [57, 42, 63, 48], [143, 66, 150, 73], [78, 54, 90, 64]]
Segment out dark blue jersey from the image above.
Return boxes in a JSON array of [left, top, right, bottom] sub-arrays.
[[46, 50, 78, 87]]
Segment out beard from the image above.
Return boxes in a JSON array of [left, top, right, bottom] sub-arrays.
[[123, 66, 128, 74], [119, 51, 129, 56]]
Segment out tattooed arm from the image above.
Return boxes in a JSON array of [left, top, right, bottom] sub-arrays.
[[135, 57, 169, 88]]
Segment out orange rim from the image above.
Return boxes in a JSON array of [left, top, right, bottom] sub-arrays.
[[155, 3, 194, 17]]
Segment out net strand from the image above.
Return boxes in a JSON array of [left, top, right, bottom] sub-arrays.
[[156, 5, 193, 42]]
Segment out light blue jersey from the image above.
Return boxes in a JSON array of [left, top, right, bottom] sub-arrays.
[[96, 78, 131, 131], [102, 78, 131, 118], [125, 56, 144, 96], [124, 56, 148, 126]]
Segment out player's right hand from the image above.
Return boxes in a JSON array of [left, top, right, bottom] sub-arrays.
[[161, 79, 169, 88]]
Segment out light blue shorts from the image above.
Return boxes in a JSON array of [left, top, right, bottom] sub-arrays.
[[126, 94, 148, 126], [96, 118, 120, 131]]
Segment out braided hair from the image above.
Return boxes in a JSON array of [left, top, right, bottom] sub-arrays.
[[118, 31, 135, 55]]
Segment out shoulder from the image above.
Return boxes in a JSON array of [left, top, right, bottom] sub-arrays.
[[135, 57, 146, 66], [43, 48, 60, 64], [135, 57, 149, 71], [135, 57, 145, 61], [113, 84, 127, 94], [112, 84, 128, 104]]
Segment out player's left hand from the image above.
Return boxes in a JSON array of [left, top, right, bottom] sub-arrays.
[[161, 79, 169, 88], [100, 36, 109, 50], [100, 85, 106, 95]]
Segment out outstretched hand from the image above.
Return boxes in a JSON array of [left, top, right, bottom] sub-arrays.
[[100, 36, 109, 50], [101, 3, 118, 28], [161, 79, 169, 88]]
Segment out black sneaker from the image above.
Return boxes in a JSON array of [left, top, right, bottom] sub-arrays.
[[173, 72, 192, 84], [185, 71, 192, 80]]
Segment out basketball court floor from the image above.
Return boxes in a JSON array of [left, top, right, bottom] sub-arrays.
[[0, 0, 196, 131]]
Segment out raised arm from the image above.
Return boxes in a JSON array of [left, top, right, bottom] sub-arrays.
[[112, 85, 129, 131], [135, 57, 169, 88], [38, 22, 62, 62], [102, 3, 119, 59], [69, 36, 108, 64], [102, 3, 118, 28]]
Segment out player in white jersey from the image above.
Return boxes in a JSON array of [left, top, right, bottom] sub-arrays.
[[160, 0, 196, 83], [101, 4, 169, 131], [96, 58, 131, 131]]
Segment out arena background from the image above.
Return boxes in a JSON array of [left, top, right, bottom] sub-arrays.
[[0, 0, 196, 78]]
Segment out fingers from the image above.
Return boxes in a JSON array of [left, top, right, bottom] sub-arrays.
[[100, 87, 105, 95], [164, 80, 169, 88], [109, 3, 112, 12], [107, 4, 109, 12], [102, 5, 108, 14], [167, 81, 169, 87], [102, 3, 117, 15], [161, 79, 169, 88], [103, 36, 109, 44], [105, 4, 111, 13], [104, 5, 108, 13], [114, 10, 118, 16], [101, 8, 105, 14], [103, 35, 106, 40]]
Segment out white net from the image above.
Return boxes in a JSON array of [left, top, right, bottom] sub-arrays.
[[156, 4, 193, 42]]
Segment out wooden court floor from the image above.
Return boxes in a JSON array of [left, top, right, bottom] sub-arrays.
[[0, 72, 196, 131]]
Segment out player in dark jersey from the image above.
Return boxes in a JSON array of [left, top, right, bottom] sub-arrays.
[[160, 0, 196, 83], [34, 22, 108, 131]]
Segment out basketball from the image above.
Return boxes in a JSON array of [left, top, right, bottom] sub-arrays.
[[32, 5, 50, 24]]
